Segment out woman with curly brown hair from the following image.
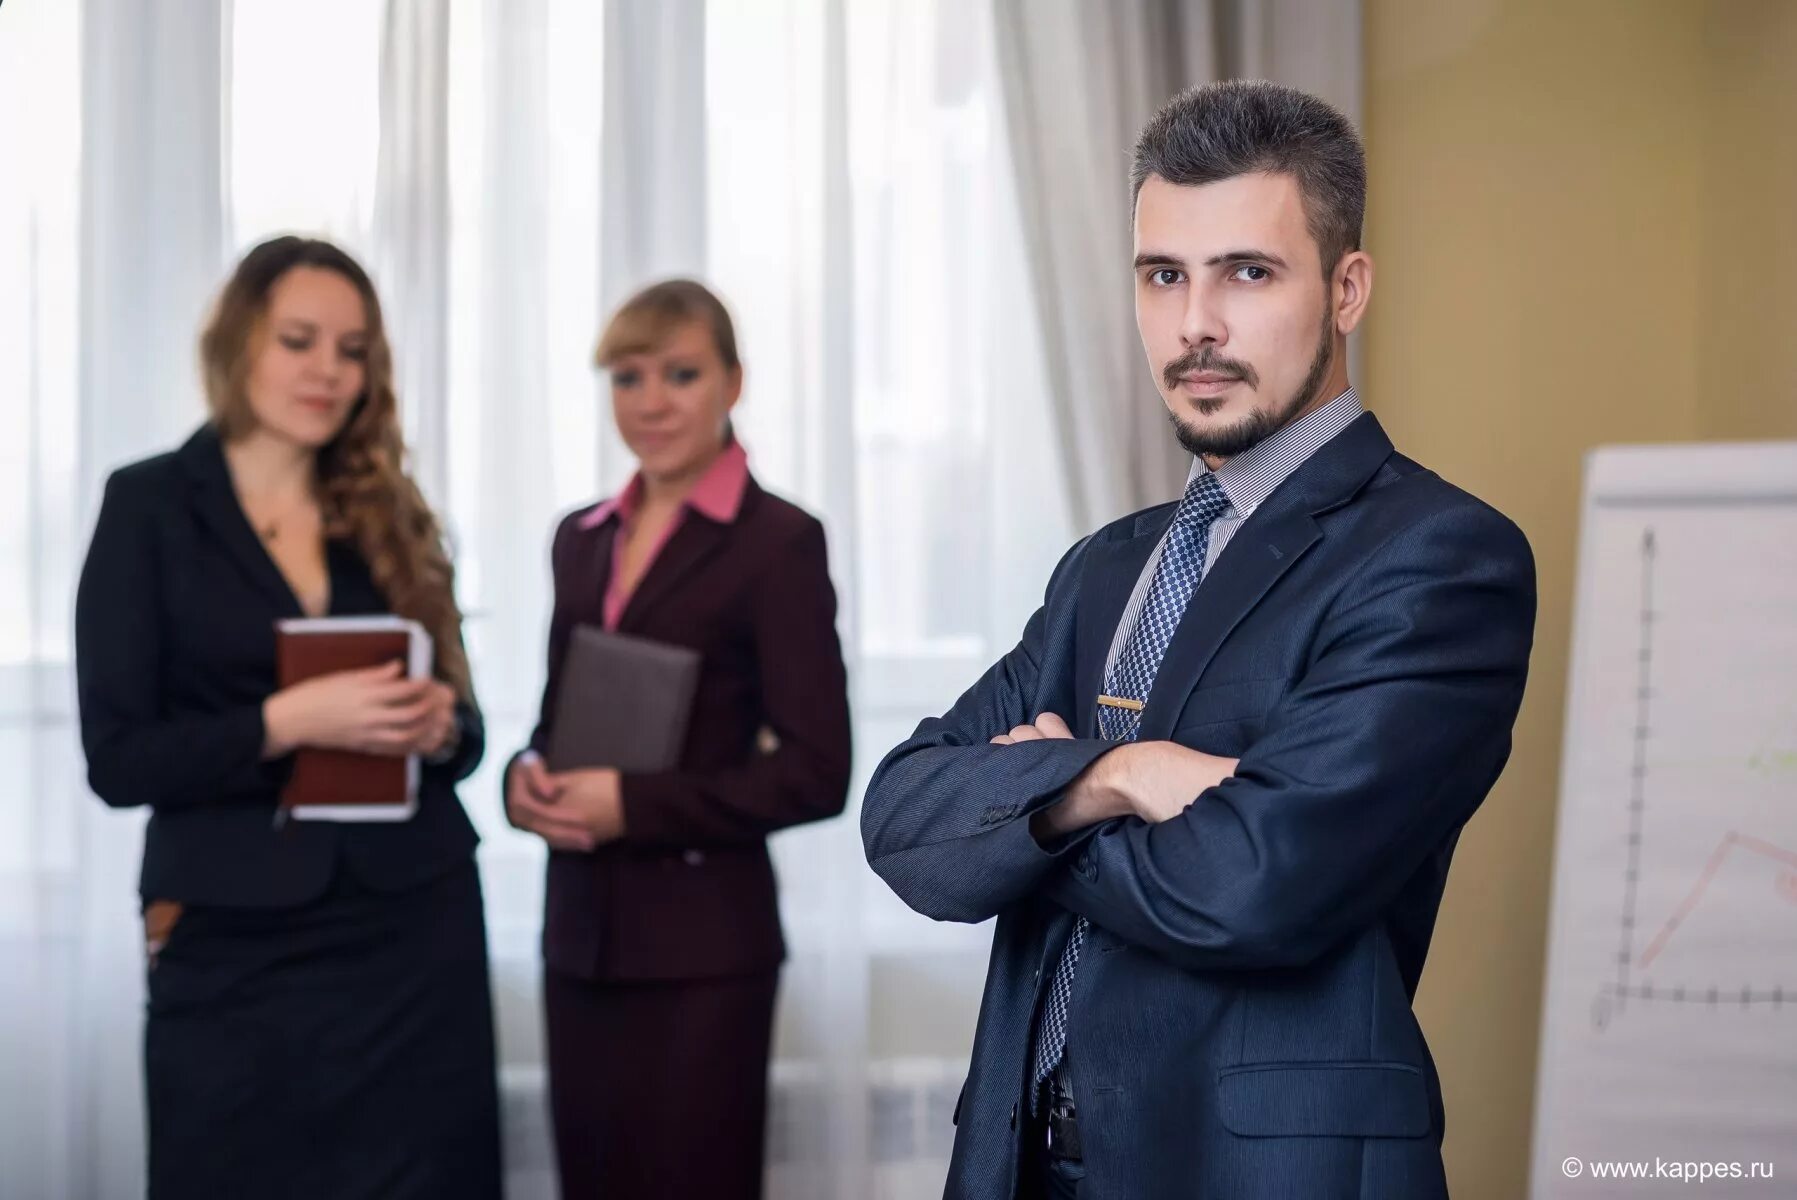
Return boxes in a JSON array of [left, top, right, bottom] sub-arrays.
[[74, 236, 501, 1199]]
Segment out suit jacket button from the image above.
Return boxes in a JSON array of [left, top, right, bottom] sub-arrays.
[[1009, 1102, 1018, 1129]]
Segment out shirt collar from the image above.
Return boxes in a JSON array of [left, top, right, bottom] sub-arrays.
[[578, 436, 751, 530], [1188, 386, 1364, 518]]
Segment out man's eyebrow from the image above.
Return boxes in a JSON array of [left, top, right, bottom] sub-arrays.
[[1133, 249, 1291, 271], [1202, 249, 1289, 270]]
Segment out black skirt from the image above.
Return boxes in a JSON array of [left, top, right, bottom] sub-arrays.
[[144, 860, 502, 1200]]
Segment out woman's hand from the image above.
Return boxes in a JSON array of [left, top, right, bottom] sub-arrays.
[[409, 681, 461, 759], [505, 753, 598, 853], [546, 768, 627, 847], [262, 661, 450, 758]]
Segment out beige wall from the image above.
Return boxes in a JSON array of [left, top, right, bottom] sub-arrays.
[[1363, 2, 1796, 1197], [1698, 2, 1797, 440]]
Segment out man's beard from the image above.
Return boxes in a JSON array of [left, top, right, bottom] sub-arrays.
[[1165, 306, 1336, 460]]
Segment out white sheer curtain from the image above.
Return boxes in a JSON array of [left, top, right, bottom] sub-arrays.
[[3, 0, 1075, 1195], [373, 0, 454, 502], [601, 0, 708, 310], [0, 4, 88, 1194], [0, 0, 231, 1194]]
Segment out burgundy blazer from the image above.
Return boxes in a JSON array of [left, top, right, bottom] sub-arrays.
[[516, 476, 852, 982]]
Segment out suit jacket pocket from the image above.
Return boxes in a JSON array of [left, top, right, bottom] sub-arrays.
[[144, 899, 184, 969], [1168, 677, 1286, 736], [1216, 1061, 1431, 1138]]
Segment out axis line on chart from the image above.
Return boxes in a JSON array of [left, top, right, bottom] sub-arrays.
[[1610, 528, 1655, 1018]]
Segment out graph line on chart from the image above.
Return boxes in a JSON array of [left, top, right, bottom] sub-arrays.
[[1636, 832, 1797, 969], [1592, 528, 1797, 1029]]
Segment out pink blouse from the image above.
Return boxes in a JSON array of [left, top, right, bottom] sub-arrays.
[[577, 438, 751, 629]]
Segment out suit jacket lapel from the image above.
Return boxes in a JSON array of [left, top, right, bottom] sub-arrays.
[[617, 518, 728, 631], [1135, 510, 1321, 741], [1134, 412, 1397, 742], [1072, 506, 1172, 738], [615, 483, 758, 632], [176, 425, 305, 617]]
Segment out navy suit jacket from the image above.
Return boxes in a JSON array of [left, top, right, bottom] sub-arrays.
[[862, 413, 1536, 1199]]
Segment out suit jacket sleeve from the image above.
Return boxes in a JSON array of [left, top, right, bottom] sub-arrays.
[[616, 517, 854, 847], [498, 512, 581, 825], [426, 685, 486, 785], [75, 469, 285, 809], [525, 514, 583, 761], [1046, 503, 1537, 972], [860, 535, 1119, 924]]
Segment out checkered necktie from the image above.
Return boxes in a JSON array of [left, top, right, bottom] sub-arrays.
[[1029, 471, 1231, 1102]]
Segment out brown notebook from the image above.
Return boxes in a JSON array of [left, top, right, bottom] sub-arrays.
[[275, 616, 433, 822], [545, 625, 701, 773]]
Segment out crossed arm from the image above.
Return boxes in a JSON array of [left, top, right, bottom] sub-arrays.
[[860, 535, 1240, 920], [863, 504, 1536, 972], [990, 711, 1237, 841]]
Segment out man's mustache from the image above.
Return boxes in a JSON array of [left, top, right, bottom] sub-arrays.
[[1163, 348, 1259, 392]]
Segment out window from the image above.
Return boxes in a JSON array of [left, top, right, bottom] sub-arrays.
[[0, 0, 83, 895]]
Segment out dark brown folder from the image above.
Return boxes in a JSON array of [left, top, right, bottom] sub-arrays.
[[274, 616, 432, 821], [545, 625, 701, 773]]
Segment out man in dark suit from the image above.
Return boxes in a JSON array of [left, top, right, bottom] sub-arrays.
[[861, 81, 1536, 1199]]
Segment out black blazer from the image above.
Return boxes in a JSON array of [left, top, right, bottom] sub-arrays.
[[522, 478, 853, 982], [74, 424, 485, 908]]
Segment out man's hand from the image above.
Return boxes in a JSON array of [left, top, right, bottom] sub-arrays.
[[990, 712, 1134, 841], [990, 710, 1241, 842], [1094, 740, 1240, 823], [990, 712, 1077, 745]]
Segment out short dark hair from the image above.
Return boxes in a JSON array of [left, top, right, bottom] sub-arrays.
[[1132, 80, 1365, 274]]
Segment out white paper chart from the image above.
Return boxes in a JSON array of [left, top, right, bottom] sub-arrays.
[[1531, 442, 1797, 1197]]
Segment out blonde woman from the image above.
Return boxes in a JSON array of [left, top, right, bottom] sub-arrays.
[[75, 236, 501, 1199], [504, 280, 852, 1198]]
